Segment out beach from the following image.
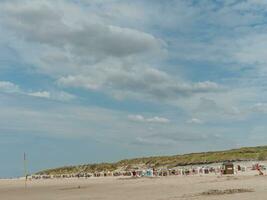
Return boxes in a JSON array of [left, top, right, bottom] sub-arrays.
[[1, 173, 267, 200]]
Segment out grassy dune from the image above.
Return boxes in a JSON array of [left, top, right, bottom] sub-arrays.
[[38, 146, 267, 175]]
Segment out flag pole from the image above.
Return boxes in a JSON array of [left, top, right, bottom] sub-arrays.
[[24, 152, 27, 189]]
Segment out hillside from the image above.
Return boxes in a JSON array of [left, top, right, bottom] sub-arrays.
[[37, 146, 267, 175]]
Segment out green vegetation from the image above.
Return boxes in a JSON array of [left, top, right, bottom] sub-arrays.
[[258, 151, 267, 161], [37, 145, 267, 175]]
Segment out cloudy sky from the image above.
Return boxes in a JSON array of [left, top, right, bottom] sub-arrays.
[[1, 0, 267, 177]]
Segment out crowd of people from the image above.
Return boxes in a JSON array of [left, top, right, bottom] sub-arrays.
[[29, 163, 265, 180]]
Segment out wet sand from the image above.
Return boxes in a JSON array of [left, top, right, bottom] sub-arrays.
[[0, 174, 266, 200]]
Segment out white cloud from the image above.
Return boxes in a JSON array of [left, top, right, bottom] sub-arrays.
[[0, 81, 20, 93], [0, 1, 163, 59], [146, 116, 170, 123], [128, 114, 145, 122], [53, 91, 76, 102], [186, 118, 204, 124], [58, 75, 100, 90], [0, 80, 75, 102], [28, 90, 76, 101], [233, 34, 267, 68], [250, 103, 267, 113], [135, 136, 176, 146], [133, 129, 226, 147], [28, 91, 50, 99], [58, 69, 223, 102], [0, 0, 225, 106], [128, 114, 170, 124]]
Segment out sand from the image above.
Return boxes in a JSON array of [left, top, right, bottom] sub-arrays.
[[0, 174, 266, 200]]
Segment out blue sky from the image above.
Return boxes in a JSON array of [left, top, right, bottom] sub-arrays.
[[1, 0, 267, 177]]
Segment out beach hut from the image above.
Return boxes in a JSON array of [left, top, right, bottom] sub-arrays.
[[146, 169, 153, 177], [222, 162, 234, 175]]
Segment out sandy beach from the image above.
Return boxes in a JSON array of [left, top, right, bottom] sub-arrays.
[[1, 173, 267, 200]]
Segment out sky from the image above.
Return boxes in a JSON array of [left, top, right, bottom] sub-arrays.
[[1, 0, 267, 177]]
